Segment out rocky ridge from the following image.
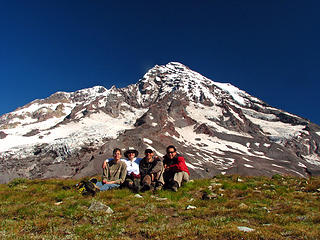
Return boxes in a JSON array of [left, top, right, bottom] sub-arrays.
[[1, 62, 320, 183]]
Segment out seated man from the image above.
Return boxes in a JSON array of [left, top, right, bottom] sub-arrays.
[[96, 148, 127, 191], [139, 149, 164, 191], [163, 145, 190, 192], [122, 148, 142, 191]]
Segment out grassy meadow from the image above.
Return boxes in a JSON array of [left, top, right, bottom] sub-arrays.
[[1, 174, 320, 239]]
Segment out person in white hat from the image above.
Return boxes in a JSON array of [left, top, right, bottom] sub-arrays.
[[122, 148, 142, 191]]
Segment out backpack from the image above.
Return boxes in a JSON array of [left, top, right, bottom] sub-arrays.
[[76, 178, 100, 196]]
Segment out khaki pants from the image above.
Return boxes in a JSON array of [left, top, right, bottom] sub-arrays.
[[173, 171, 189, 187], [164, 170, 189, 188]]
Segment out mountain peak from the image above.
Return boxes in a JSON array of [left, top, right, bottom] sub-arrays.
[[1, 62, 319, 184], [133, 62, 257, 107]]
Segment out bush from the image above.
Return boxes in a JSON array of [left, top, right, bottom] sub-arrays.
[[8, 178, 27, 188]]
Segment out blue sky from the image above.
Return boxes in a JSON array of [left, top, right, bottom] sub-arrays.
[[1, 1, 319, 124]]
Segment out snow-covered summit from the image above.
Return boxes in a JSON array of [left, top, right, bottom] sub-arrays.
[[131, 62, 264, 107]]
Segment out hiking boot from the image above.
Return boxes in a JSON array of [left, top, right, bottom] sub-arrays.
[[141, 184, 151, 192], [132, 184, 141, 193], [171, 182, 179, 192], [155, 183, 163, 191], [171, 186, 178, 192]]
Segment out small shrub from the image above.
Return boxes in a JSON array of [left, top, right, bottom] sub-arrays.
[[8, 178, 27, 188], [271, 174, 283, 180]]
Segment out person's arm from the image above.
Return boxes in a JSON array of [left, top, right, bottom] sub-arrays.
[[150, 158, 163, 174], [163, 156, 168, 169], [139, 158, 146, 177], [102, 163, 109, 183], [102, 160, 107, 169], [167, 156, 185, 172]]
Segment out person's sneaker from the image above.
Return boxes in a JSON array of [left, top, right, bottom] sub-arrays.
[[171, 186, 178, 192]]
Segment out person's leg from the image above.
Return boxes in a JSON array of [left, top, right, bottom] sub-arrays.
[[170, 172, 189, 191], [153, 169, 164, 190], [142, 175, 151, 186], [173, 171, 189, 187], [96, 181, 104, 189], [96, 181, 120, 191], [132, 178, 142, 192], [156, 167, 165, 185], [163, 170, 174, 189], [123, 178, 134, 189], [173, 172, 184, 187], [141, 175, 152, 191], [182, 171, 190, 184], [104, 183, 120, 190]]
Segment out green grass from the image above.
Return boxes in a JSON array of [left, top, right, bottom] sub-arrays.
[[0, 175, 320, 239]]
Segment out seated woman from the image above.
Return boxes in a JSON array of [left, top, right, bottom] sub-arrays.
[[163, 145, 190, 192], [122, 148, 142, 191], [96, 148, 127, 191]]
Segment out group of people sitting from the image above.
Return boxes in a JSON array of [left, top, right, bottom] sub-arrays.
[[95, 145, 190, 192]]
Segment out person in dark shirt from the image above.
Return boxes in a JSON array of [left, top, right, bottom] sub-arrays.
[[163, 145, 190, 191], [139, 149, 164, 191]]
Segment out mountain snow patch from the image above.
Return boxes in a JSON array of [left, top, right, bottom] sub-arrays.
[[244, 164, 254, 168], [143, 138, 153, 144], [245, 115, 307, 143]]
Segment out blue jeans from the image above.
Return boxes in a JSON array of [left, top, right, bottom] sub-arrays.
[[96, 181, 120, 191]]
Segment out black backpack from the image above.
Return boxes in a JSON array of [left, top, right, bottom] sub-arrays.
[[76, 178, 100, 196]]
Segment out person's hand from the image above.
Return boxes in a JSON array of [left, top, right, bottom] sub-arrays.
[[103, 180, 114, 184]]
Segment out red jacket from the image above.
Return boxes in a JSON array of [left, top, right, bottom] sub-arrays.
[[163, 154, 190, 175]]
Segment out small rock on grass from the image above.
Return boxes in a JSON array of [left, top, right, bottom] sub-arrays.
[[155, 197, 168, 201], [54, 201, 63, 206], [239, 203, 249, 209], [88, 201, 113, 214], [237, 226, 255, 232], [186, 205, 197, 210], [202, 192, 218, 200]]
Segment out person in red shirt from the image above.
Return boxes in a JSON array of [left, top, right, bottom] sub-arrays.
[[163, 145, 190, 191]]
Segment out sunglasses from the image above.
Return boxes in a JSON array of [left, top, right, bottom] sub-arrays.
[[167, 151, 175, 154]]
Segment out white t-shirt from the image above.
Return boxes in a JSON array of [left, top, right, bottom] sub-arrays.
[[123, 158, 141, 175]]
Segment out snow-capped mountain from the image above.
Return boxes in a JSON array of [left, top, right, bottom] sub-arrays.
[[1, 62, 320, 183]]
